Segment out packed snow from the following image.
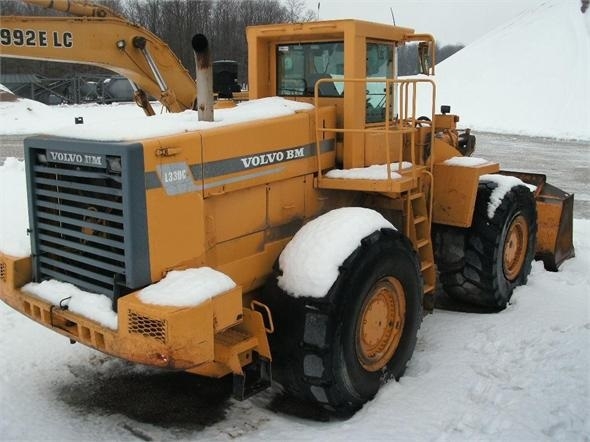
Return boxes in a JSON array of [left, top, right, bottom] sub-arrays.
[[325, 161, 413, 180], [139, 267, 236, 307], [480, 174, 537, 219], [278, 208, 394, 297], [22, 280, 118, 330], [443, 156, 491, 167], [0, 95, 313, 141], [0, 98, 152, 136], [16, 267, 237, 329]]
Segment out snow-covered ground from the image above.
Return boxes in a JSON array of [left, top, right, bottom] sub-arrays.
[[1, 217, 588, 440], [0, 0, 589, 439]]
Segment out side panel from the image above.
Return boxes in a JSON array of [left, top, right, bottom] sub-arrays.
[[267, 176, 306, 226], [205, 186, 267, 246], [142, 135, 206, 282], [198, 111, 334, 196]]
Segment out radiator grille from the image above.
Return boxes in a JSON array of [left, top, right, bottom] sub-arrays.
[[128, 310, 167, 343], [0, 260, 6, 282], [30, 158, 125, 295]]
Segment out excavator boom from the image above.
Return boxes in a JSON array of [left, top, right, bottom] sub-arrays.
[[0, 8, 196, 113], [23, 0, 123, 19]]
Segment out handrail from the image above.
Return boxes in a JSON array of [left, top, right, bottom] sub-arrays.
[[313, 77, 436, 186]]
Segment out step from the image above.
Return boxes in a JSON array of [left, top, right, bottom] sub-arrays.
[[317, 175, 416, 193], [414, 215, 427, 225], [420, 261, 434, 272], [416, 239, 430, 249], [423, 284, 436, 294]]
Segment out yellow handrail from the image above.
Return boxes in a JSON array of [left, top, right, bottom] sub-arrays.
[[313, 77, 436, 184]]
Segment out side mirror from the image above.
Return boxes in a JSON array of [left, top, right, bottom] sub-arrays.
[[418, 42, 433, 75]]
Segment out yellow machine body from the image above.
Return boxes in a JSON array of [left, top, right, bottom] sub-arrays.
[[0, 2, 575, 397]]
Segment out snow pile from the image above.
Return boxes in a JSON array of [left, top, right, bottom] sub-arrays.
[[0, 158, 30, 257], [0, 96, 313, 140], [22, 280, 118, 330], [278, 207, 394, 297], [433, 0, 590, 140], [443, 156, 491, 167], [139, 267, 236, 307], [480, 174, 536, 218], [325, 161, 413, 180]]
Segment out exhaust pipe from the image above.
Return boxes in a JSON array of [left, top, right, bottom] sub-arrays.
[[192, 34, 214, 122]]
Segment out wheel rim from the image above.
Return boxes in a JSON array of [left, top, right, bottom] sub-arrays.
[[503, 214, 529, 281], [356, 276, 406, 372]]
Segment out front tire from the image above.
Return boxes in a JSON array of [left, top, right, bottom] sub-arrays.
[[264, 228, 422, 414], [439, 181, 537, 310]]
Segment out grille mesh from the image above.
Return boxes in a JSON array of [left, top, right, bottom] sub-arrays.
[[30, 157, 125, 295], [128, 310, 167, 343]]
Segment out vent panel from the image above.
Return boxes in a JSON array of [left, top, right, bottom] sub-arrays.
[[30, 157, 125, 295], [128, 310, 167, 343]]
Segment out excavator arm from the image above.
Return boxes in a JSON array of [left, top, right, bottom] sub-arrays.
[[23, 0, 123, 19], [0, 1, 196, 114]]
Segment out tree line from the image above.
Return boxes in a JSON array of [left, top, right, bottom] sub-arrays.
[[0, 0, 462, 84]]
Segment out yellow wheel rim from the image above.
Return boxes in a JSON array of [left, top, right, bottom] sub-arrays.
[[356, 276, 406, 372], [503, 214, 528, 281]]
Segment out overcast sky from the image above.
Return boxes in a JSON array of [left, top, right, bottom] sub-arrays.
[[303, 0, 548, 45]]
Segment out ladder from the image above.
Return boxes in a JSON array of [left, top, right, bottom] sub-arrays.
[[406, 190, 436, 304]]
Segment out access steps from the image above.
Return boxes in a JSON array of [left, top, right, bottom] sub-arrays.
[[406, 191, 436, 300]]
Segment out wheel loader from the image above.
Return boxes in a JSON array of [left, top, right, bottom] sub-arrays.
[[0, 0, 575, 414]]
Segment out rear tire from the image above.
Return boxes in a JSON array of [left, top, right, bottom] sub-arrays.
[[439, 181, 537, 310], [263, 228, 422, 414]]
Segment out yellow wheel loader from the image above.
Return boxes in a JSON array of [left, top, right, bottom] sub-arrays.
[[0, 0, 575, 414]]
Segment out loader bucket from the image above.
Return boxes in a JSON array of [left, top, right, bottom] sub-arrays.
[[500, 171, 575, 271]]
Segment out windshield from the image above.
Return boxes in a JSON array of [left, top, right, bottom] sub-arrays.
[[276, 41, 344, 97]]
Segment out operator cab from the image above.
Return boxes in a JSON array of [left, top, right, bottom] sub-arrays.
[[246, 20, 436, 170]]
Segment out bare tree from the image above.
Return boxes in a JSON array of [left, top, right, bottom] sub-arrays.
[[284, 0, 315, 22]]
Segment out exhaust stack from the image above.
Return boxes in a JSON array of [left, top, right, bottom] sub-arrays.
[[192, 34, 214, 122]]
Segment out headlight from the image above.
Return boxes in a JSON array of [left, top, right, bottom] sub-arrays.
[[106, 156, 122, 173]]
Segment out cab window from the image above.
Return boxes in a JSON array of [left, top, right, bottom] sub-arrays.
[[276, 42, 344, 97], [366, 42, 394, 123]]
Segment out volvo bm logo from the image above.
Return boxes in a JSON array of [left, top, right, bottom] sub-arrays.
[[47, 150, 106, 168]]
